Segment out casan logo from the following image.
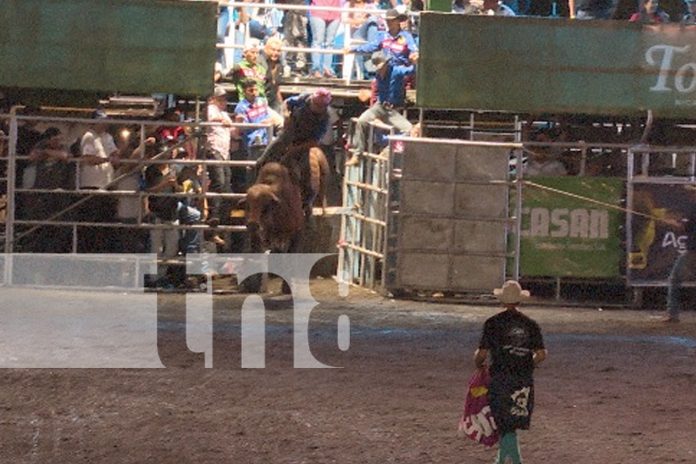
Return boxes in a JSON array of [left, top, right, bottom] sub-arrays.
[[521, 208, 610, 239], [645, 45, 696, 93]]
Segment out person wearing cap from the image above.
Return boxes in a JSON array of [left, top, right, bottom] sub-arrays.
[[347, 50, 414, 166], [473, 280, 547, 464], [206, 86, 241, 235], [229, 38, 268, 101], [256, 88, 332, 214], [344, 7, 419, 68]]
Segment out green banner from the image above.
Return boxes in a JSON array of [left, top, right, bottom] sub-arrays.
[[520, 177, 623, 278], [418, 14, 696, 117], [0, 0, 217, 97]]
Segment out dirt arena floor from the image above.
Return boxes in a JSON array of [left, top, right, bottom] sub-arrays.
[[0, 279, 695, 464]]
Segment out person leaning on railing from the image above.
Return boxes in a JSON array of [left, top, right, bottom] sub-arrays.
[[206, 86, 241, 245], [24, 127, 73, 253], [309, 0, 343, 78], [343, 0, 381, 79], [77, 109, 120, 253]]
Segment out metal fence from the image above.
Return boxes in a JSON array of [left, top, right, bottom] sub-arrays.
[[0, 110, 273, 255]]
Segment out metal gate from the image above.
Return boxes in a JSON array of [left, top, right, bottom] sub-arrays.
[[338, 134, 522, 294]]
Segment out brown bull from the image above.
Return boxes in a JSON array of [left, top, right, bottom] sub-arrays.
[[243, 162, 305, 253]]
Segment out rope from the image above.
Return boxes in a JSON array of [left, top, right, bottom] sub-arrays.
[[522, 180, 664, 222]]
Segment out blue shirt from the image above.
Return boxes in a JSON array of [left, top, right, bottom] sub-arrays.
[[234, 97, 271, 147], [351, 30, 418, 67], [376, 63, 414, 107]]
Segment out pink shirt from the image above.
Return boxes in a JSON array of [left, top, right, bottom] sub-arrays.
[[311, 0, 342, 22]]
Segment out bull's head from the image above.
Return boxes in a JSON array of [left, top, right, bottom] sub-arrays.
[[242, 183, 281, 246]]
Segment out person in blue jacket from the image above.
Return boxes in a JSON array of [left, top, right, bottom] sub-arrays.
[[344, 8, 419, 67], [347, 50, 414, 165]]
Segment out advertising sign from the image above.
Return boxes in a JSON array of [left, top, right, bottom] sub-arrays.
[[418, 14, 696, 118], [627, 183, 696, 285], [520, 177, 623, 278], [0, 0, 217, 96]]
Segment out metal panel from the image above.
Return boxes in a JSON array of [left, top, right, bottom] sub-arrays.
[[455, 145, 511, 181], [398, 253, 450, 288], [454, 184, 508, 218], [0, 0, 217, 96], [453, 220, 507, 254], [450, 256, 507, 290], [400, 217, 453, 251], [400, 181, 455, 216], [387, 140, 513, 293]]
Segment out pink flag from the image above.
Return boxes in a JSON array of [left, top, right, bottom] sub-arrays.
[[458, 368, 499, 447]]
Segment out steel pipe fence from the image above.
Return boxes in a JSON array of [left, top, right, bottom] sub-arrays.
[[0, 112, 274, 254]]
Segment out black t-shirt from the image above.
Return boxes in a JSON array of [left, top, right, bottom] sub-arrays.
[[479, 309, 545, 379]]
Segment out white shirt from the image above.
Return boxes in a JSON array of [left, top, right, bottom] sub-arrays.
[[80, 130, 116, 188], [207, 104, 233, 160]]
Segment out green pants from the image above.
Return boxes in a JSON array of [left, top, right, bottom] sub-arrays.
[[496, 431, 522, 464]]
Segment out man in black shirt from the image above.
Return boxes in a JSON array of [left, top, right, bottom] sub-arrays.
[[665, 205, 696, 322], [474, 280, 547, 464]]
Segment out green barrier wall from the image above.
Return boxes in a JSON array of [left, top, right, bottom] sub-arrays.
[[0, 0, 217, 97], [520, 177, 623, 278], [418, 14, 696, 118]]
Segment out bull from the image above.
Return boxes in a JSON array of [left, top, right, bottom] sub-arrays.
[[239, 148, 329, 293]]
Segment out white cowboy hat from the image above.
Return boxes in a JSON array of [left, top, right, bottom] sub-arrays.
[[493, 280, 531, 304]]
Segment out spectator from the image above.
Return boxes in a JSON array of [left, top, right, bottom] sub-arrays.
[[78, 109, 119, 253], [25, 127, 73, 252], [280, 0, 310, 75], [665, 204, 696, 322], [234, 79, 278, 160], [217, 5, 231, 69], [309, 0, 343, 78], [347, 51, 414, 166], [575, 0, 619, 19], [206, 87, 240, 233], [144, 156, 201, 260], [229, 39, 268, 101], [258, 37, 285, 113], [345, 8, 419, 68], [344, 0, 381, 78], [629, 0, 670, 22], [455, 0, 516, 15], [112, 127, 153, 253]]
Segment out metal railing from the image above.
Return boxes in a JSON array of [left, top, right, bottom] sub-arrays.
[[217, 1, 420, 84], [1, 110, 275, 254]]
